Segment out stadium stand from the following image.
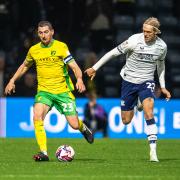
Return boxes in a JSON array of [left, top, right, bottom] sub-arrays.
[[1, 0, 180, 98]]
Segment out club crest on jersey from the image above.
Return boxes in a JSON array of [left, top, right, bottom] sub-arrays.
[[51, 51, 56, 56]]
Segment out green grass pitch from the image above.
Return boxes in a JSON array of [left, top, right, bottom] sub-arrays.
[[0, 138, 180, 180]]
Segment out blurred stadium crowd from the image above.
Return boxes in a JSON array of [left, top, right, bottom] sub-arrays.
[[0, 0, 180, 98]]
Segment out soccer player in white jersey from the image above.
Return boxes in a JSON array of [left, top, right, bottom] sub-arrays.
[[85, 17, 171, 162]]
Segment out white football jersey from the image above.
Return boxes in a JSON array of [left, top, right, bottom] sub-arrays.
[[117, 33, 167, 84]]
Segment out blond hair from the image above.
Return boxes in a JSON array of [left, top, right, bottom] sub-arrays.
[[144, 17, 161, 34]]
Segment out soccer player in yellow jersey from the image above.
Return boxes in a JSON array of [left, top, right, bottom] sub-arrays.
[[5, 21, 94, 161]]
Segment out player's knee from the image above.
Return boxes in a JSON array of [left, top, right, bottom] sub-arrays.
[[33, 111, 43, 120], [121, 113, 133, 125], [122, 118, 131, 125], [121, 115, 131, 125]]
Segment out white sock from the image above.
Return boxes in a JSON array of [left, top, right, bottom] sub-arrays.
[[42, 151, 48, 155], [148, 134, 157, 152], [150, 142, 156, 151], [146, 124, 158, 135]]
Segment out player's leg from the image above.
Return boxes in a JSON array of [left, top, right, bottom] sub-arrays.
[[66, 115, 94, 144], [54, 92, 94, 144], [121, 110, 134, 125], [139, 80, 158, 162], [33, 103, 50, 161], [142, 97, 159, 162], [33, 92, 53, 161], [121, 80, 138, 125], [134, 97, 143, 113]]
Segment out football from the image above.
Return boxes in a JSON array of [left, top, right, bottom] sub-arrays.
[[55, 145, 75, 162]]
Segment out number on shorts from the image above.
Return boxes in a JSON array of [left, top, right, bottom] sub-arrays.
[[62, 103, 74, 112], [146, 82, 155, 92]]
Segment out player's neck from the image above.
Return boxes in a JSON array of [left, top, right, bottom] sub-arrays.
[[41, 39, 54, 48]]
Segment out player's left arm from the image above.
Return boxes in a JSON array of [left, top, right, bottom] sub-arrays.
[[68, 60, 86, 93], [4, 59, 33, 95], [62, 43, 86, 93], [157, 57, 171, 101]]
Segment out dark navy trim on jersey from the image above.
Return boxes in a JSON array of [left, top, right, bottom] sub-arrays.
[[117, 46, 123, 54]]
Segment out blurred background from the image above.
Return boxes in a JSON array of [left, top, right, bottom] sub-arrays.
[[0, 0, 180, 98]]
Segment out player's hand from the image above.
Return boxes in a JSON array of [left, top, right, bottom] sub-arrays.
[[76, 78, 86, 93], [4, 80, 16, 95], [161, 88, 171, 101], [84, 68, 96, 80]]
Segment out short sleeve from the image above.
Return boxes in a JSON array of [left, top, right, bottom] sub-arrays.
[[26, 48, 34, 63], [62, 43, 74, 64]]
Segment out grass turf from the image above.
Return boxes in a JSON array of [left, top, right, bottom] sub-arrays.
[[0, 138, 180, 180]]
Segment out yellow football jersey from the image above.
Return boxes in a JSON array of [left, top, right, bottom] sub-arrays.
[[26, 39, 74, 94]]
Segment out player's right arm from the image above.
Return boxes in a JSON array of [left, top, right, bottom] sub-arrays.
[[84, 48, 121, 80], [84, 34, 137, 80], [4, 59, 33, 95]]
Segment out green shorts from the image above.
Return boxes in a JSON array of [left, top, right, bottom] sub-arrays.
[[35, 91, 77, 116]]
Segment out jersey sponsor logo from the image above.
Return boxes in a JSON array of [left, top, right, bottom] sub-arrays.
[[138, 53, 154, 61], [37, 57, 60, 62]]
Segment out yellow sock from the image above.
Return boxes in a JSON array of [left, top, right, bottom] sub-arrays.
[[34, 120, 47, 153], [78, 119, 84, 132]]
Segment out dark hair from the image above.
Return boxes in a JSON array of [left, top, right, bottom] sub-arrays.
[[38, 21, 53, 30]]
